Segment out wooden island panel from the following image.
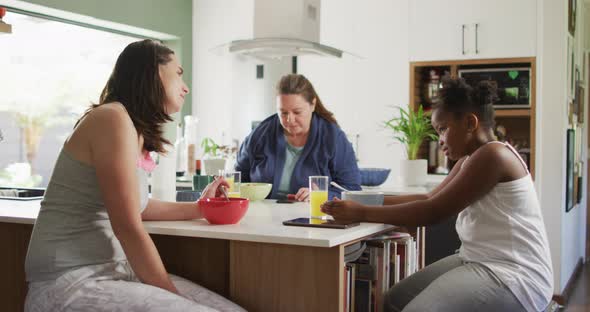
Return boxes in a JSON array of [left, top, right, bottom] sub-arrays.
[[229, 241, 344, 312], [0, 222, 33, 312]]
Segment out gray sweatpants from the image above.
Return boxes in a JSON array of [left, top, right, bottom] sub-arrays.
[[25, 262, 245, 312], [383, 254, 526, 312]]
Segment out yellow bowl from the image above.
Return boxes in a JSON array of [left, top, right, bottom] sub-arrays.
[[239, 183, 273, 201]]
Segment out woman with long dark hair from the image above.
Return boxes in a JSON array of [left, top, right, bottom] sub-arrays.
[[24, 40, 244, 311]]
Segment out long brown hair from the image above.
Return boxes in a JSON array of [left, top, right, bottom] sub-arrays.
[[276, 74, 337, 124], [77, 39, 174, 153]]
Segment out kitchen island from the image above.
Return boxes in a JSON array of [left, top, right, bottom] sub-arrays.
[[0, 199, 402, 312]]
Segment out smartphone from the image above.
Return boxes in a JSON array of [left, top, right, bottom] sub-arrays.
[[275, 193, 297, 203], [283, 218, 360, 229]]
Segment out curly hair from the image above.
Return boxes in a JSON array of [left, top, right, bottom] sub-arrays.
[[434, 77, 499, 129], [77, 39, 174, 153]]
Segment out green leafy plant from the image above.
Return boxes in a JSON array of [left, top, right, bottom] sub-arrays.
[[201, 137, 238, 159], [201, 137, 220, 158], [384, 105, 438, 160]]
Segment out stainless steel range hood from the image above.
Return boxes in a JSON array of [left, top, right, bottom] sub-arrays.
[[227, 0, 343, 60], [229, 38, 342, 58]]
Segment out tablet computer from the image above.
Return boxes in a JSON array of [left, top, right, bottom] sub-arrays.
[[282, 218, 360, 229]]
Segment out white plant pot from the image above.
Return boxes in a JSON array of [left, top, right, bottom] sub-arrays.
[[203, 158, 227, 175], [400, 159, 427, 186]]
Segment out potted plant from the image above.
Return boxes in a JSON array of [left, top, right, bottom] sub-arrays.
[[385, 105, 438, 186], [200, 137, 238, 175]]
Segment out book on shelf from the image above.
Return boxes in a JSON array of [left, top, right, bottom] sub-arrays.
[[343, 263, 357, 312], [349, 231, 420, 312]]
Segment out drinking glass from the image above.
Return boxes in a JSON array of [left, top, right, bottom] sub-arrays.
[[309, 176, 328, 219], [219, 170, 241, 198]]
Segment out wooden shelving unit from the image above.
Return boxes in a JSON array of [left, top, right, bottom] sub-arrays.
[[410, 57, 536, 178], [495, 109, 531, 117]]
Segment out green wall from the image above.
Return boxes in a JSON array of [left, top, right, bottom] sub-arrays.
[[18, 0, 193, 116]]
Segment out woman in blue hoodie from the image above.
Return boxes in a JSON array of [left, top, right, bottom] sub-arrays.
[[235, 74, 361, 201]]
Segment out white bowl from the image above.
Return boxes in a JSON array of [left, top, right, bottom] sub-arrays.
[[341, 191, 384, 205]]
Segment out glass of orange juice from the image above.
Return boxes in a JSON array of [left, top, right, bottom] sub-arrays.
[[219, 170, 241, 198], [309, 176, 328, 219]]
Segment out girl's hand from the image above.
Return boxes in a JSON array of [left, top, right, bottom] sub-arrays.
[[200, 177, 230, 199], [295, 187, 310, 202], [321, 198, 366, 223]]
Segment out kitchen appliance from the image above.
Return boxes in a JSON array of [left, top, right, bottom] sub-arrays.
[[225, 0, 343, 60], [0, 187, 44, 200], [458, 67, 531, 109]]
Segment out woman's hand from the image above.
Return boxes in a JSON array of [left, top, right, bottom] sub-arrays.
[[321, 198, 367, 223], [295, 187, 310, 201], [200, 177, 230, 199]]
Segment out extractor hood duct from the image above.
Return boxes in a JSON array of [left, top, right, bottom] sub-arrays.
[[227, 0, 343, 60]]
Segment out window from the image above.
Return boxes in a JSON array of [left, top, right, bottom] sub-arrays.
[[0, 11, 140, 187]]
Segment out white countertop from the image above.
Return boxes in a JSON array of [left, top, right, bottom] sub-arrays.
[[361, 174, 444, 195], [0, 176, 443, 248], [143, 200, 396, 247], [174, 174, 446, 195], [0, 175, 445, 247], [0, 199, 396, 248], [0, 199, 40, 224]]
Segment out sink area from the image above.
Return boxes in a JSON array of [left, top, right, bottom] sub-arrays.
[[0, 187, 45, 200]]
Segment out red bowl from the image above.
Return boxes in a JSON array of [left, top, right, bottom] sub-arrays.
[[198, 197, 249, 225]]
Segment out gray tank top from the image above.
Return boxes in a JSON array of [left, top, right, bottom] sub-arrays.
[[25, 148, 149, 282]]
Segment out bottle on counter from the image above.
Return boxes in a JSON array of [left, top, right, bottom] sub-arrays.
[[184, 115, 198, 177], [196, 159, 202, 176], [187, 144, 196, 176], [174, 123, 187, 177]]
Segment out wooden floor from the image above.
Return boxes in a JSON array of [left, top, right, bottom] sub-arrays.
[[563, 260, 590, 312]]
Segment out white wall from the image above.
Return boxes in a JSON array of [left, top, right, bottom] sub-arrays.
[[536, 0, 588, 293], [193, 0, 409, 174], [230, 56, 291, 144], [193, 0, 294, 153], [586, 0, 590, 51], [298, 0, 409, 183], [193, 0, 246, 149]]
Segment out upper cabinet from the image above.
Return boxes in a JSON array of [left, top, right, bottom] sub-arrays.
[[409, 0, 537, 62]]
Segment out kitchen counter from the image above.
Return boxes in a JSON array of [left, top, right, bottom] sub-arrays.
[[0, 175, 446, 247], [363, 174, 445, 195], [144, 200, 395, 247], [0, 180, 439, 312], [0, 199, 395, 248], [173, 173, 445, 195]]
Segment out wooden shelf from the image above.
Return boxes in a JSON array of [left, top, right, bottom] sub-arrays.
[[423, 109, 530, 118], [495, 109, 531, 117], [410, 57, 536, 178]]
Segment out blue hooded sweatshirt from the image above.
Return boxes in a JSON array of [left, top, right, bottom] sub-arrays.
[[235, 113, 361, 199]]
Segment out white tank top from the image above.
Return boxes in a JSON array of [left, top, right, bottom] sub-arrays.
[[456, 142, 553, 312]]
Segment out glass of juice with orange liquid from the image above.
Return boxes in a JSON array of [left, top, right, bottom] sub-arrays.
[[309, 176, 328, 219], [219, 170, 241, 198]]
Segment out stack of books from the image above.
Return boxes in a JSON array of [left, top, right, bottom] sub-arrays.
[[343, 231, 419, 312]]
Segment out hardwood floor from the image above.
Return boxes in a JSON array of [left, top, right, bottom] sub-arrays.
[[563, 260, 590, 312]]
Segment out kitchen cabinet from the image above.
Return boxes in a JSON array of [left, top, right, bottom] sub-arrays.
[[410, 57, 537, 178], [409, 0, 537, 61]]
